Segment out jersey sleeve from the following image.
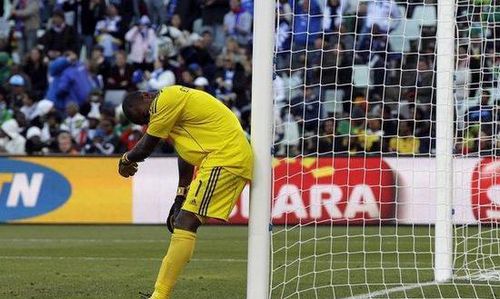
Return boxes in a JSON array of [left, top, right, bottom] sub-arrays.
[[146, 91, 185, 138]]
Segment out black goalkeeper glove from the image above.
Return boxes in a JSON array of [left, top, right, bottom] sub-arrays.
[[118, 153, 138, 178], [166, 187, 188, 233]]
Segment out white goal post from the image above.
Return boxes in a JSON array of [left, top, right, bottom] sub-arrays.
[[247, 0, 275, 298], [248, 0, 500, 298]]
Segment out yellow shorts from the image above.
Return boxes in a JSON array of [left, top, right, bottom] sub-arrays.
[[182, 166, 247, 221]]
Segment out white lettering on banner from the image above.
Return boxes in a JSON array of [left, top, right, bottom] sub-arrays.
[[486, 184, 500, 220], [344, 184, 380, 219], [6, 173, 44, 208], [310, 185, 343, 218], [273, 184, 307, 219], [131, 157, 483, 224]]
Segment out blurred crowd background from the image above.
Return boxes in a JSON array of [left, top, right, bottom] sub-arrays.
[[0, 0, 497, 156]]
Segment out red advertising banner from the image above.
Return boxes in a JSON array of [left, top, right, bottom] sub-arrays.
[[228, 157, 395, 224], [471, 158, 500, 222]]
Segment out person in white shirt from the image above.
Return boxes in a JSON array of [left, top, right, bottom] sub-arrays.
[[20, 92, 37, 121], [364, 0, 401, 34], [356, 0, 401, 52], [0, 119, 26, 154], [322, 0, 352, 32], [144, 58, 176, 91], [95, 4, 124, 59], [125, 15, 157, 69], [223, 0, 252, 46], [61, 102, 88, 144]]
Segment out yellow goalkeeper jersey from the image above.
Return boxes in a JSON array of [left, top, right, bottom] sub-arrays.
[[147, 85, 253, 180]]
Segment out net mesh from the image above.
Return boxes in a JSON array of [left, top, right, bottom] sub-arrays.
[[270, 0, 500, 297]]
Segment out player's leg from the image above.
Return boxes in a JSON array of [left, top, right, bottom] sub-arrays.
[[150, 167, 247, 299], [150, 210, 203, 299]]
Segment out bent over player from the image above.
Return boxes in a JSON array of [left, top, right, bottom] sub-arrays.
[[118, 85, 253, 298]]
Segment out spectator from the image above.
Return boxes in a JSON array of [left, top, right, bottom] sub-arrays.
[[10, 0, 40, 57], [89, 45, 111, 82], [125, 15, 157, 70], [188, 33, 218, 70], [40, 111, 62, 147], [146, 0, 166, 26], [467, 90, 494, 124], [39, 10, 78, 59], [292, 87, 320, 134], [95, 4, 124, 60], [200, 29, 221, 58], [275, 112, 300, 156], [416, 59, 434, 104], [6, 74, 28, 108], [80, 89, 112, 117], [62, 102, 88, 143], [0, 119, 25, 154], [478, 126, 495, 156], [144, 58, 176, 91], [318, 119, 346, 154], [25, 126, 48, 155], [106, 50, 134, 90], [53, 51, 93, 110], [46, 56, 71, 109], [291, 0, 323, 50], [22, 48, 48, 100], [120, 124, 143, 151], [80, 0, 107, 56], [214, 54, 248, 108], [0, 94, 13, 125], [84, 118, 119, 154], [157, 14, 191, 58], [358, 117, 384, 153], [0, 52, 11, 83], [20, 91, 37, 121], [30, 99, 54, 128], [14, 110, 28, 134], [223, 0, 252, 46], [172, 0, 201, 31], [193, 76, 210, 91], [358, 0, 401, 42], [389, 121, 420, 155], [179, 69, 195, 88], [54, 131, 79, 154], [322, 0, 351, 33], [80, 109, 100, 148], [198, 0, 229, 49]]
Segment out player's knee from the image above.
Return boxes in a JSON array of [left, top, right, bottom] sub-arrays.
[[174, 210, 202, 233]]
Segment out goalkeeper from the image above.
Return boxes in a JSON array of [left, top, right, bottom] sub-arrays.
[[118, 85, 253, 299]]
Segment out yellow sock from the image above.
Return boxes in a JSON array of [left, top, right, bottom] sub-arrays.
[[150, 229, 197, 299]]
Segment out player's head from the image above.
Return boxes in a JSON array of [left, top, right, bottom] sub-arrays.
[[122, 91, 155, 125]]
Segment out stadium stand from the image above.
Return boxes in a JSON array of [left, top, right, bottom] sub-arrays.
[[0, 0, 497, 156]]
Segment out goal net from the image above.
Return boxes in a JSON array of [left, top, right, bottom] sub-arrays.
[[267, 0, 500, 297]]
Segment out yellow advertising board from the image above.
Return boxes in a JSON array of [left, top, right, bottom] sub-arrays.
[[0, 157, 132, 223]]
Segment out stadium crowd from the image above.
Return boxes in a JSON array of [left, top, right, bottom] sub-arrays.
[[0, 0, 497, 156]]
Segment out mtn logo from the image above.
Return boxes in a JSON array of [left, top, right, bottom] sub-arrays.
[[0, 159, 71, 221]]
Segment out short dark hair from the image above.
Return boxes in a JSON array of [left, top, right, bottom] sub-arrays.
[[122, 91, 145, 124]]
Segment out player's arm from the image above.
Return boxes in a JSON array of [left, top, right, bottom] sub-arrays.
[[126, 133, 161, 162], [166, 157, 194, 233], [118, 133, 160, 177], [177, 157, 194, 189]]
